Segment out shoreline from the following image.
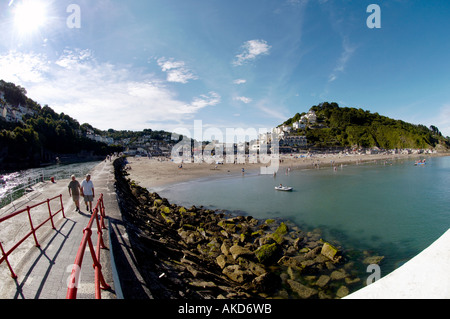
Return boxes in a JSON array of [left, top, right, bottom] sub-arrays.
[[125, 152, 449, 191], [113, 153, 449, 299], [113, 157, 379, 299]]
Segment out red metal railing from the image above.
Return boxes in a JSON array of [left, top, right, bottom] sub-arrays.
[[0, 194, 65, 279], [66, 194, 110, 299]]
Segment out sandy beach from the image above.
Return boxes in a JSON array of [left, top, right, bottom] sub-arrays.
[[125, 152, 447, 190]]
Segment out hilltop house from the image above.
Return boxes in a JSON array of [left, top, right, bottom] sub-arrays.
[[293, 121, 307, 130], [301, 110, 317, 124]]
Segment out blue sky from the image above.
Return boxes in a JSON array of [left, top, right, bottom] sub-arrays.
[[0, 0, 449, 140]]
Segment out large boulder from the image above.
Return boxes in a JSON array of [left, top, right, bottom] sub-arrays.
[[216, 254, 228, 269], [330, 269, 349, 280], [287, 279, 318, 299], [321, 242, 339, 261], [315, 275, 330, 288], [237, 257, 266, 276], [363, 255, 384, 264], [229, 244, 253, 260], [336, 285, 349, 298], [270, 222, 289, 244], [222, 265, 254, 283], [252, 272, 280, 293], [178, 229, 203, 245], [255, 243, 280, 265]]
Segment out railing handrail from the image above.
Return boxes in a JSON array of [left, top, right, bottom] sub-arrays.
[[0, 194, 65, 279], [0, 171, 45, 209], [66, 194, 110, 299]]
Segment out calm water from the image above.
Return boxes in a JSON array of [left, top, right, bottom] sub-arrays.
[[156, 156, 450, 277], [0, 161, 101, 208]]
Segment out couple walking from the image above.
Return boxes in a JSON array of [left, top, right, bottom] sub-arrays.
[[68, 174, 95, 213]]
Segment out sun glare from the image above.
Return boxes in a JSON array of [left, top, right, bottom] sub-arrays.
[[13, 0, 48, 34]]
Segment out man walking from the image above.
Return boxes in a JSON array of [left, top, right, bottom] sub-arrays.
[[80, 174, 95, 213], [68, 175, 81, 212]]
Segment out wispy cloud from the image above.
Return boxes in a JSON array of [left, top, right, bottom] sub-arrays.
[[328, 38, 355, 82], [183, 92, 221, 113], [234, 96, 252, 104], [233, 40, 271, 66], [0, 50, 218, 130], [233, 79, 247, 85], [0, 50, 50, 83], [255, 99, 288, 121], [157, 57, 198, 84]]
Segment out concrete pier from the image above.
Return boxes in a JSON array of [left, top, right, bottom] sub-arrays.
[[0, 159, 150, 299], [345, 228, 450, 299]]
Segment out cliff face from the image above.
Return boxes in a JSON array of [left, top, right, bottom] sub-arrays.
[[113, 157, 380, 299]]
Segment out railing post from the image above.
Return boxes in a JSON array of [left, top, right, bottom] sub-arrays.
[[26, 206, 40, 248], [86, 229, 110, 299], [1, 194, 66, 283], [94, 209, 106, 249], [47, 199, 55, 230], [59, 194, 65, 218], [0, 241, 17, 279], [98, 194, 107, 230], [66, 194, 110, 299]]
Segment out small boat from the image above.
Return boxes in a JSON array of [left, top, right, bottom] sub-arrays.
[[414, 160, 426, 166], [275, 186, 293, 191]]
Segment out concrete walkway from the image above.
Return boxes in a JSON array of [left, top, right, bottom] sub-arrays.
[[345, 228, 450, 299], [0, 159, 151, 299]]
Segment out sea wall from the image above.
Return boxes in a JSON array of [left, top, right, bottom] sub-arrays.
[[113, 157, 379, 299]]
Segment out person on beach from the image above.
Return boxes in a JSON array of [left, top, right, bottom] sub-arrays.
[[68, 175, 81, 212], [80, 174, 95, 213]]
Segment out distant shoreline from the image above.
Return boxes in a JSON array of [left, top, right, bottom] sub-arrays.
[[126, 152, 450, 191]]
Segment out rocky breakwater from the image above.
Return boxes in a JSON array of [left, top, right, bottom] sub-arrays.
[[113, 158, 379, 299]]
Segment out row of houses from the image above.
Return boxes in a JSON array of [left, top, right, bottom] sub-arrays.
[[0, 91, 37, 123], [84, 130, 115, 145], [274, 110, 318, 134]]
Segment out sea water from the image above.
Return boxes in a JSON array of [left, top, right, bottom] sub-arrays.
[[156, 156, 450, 277]]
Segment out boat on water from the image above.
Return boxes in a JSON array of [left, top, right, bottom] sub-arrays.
[[414, 159, 426, 166], [275, 185, 293, 191]]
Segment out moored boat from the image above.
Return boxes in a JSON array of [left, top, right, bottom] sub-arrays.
[[275, 185, 293, 191]]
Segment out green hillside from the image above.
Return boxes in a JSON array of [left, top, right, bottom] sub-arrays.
[[282, 102, 450, 150], [0, 80, 121, 169], [0, 80, 179, 170]]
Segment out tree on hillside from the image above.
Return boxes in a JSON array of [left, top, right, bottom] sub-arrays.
[[282, 102, 449, 150]]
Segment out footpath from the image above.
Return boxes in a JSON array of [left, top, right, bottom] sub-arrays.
[[0, 159, 152, 299]]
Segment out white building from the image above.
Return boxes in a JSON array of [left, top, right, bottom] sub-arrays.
[[300, 110, 317, 125], [293, 121, 306, 130], [281, 135, 307, 147], [0, 103, 36, 123]]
